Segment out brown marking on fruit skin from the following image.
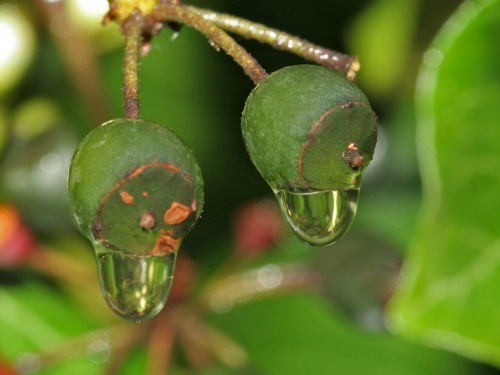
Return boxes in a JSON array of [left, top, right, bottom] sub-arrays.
[[352, 155, 364, 168], [120, 191, 135, 205], [140, 213, 156, 230], [343, 142, 365, 169], [152, 231, 179, 256], [164, 202, 191, 225], [93, 163, 195, 242], [297, 101, 371, 184], [347, 142, 358, 150], [125, 163, 193, 187], [142, 191, 149, 197]]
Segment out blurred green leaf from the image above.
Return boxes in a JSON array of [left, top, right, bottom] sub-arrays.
[[388, 0, 500, 366], [0, 283, 105, 373], [211, 294, 478, 375]]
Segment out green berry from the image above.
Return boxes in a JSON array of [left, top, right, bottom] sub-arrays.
[[241, 64, 377, 192], [67, 118, 203, 255]]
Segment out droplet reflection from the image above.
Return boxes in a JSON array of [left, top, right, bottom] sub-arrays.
[[16, 353, 41, 374], [86, 331, 110, 364], [94, 242, 175, 322], [275, 189, 359, 246]]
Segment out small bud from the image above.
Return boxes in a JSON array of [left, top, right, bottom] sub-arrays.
[[0, 205, 35, 267]]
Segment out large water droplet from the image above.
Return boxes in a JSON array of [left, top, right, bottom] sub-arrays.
[[275, 189, 359, 246], [94, 242, 175, 322]]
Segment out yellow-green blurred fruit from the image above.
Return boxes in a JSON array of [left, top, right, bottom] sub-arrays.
[[66, 0, 123, 53], [0, 4, 35, 96], [12, 98, 62, 140], [346, 0, 418, 100]]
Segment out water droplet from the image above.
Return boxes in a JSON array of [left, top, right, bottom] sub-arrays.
[[275, 189, 359, 246], [94, 242, 175, 322]]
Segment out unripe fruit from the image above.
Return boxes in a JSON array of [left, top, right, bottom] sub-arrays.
[[241, 65, 377, 246], [67, 118, 203, 322], [68, 118, 203, 254], [241, 64, 377, 192]]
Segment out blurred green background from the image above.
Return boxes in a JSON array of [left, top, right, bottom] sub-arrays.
[[1, 0, 499, 374]]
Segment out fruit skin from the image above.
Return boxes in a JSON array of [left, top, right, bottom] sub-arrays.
[[68, 118, 203, 254], [241, 64, 377, 192]]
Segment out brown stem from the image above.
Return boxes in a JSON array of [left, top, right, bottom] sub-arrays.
[[176, 312, 212, 369], [148, 5, 268, 84], [145, 311, 177, 374], [105, 324, 152, 375], [122, 10, 144, 119], [34, 0, 111, 127], [187, 6, 359, 81]]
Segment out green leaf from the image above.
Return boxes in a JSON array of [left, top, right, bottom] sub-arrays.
[[0, 284, 102, 373], [210, 294, 478, 375], [388, 0, 500, 366]]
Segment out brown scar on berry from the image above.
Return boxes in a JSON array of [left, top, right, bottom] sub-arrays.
[[347, 142, 358, 150], [164, 202, 191, 225], [94, 163, 195, 242], [142, 191, 149, 197], [298, 101, 370, 184], [152, 232, 179, 256], [343, 143, 365, 169], [140, 213, 156, 230], [120, 191, 135, 205]]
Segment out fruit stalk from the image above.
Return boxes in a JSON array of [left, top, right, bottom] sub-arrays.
[[35, 0, 110, 127], [186, 6, 359, 81], [122, 10, 144, 119], [149, 4, 268, 84]]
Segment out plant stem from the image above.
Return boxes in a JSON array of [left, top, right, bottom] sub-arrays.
[[186, 6, 360, 81], [145, 311, 177, 374], [35, 0, 110, 127], [148, 5, 268, 84], [122, 10, 144, 119]]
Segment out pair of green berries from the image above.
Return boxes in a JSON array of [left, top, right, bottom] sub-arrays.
[[68, 64, 377, 258]]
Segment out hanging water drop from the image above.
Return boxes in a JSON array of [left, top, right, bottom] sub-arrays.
[[275, 189, 359, 246], [67, 119, 204, 322], [94, 241, 176, 322]]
